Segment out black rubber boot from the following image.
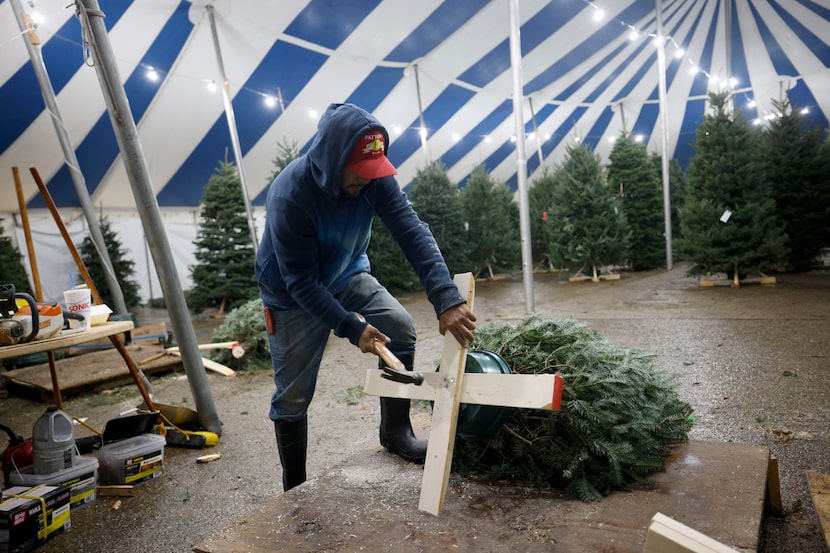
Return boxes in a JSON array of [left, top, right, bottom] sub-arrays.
[[379, 352, 427, 463], [379, 397, 427, 463], [274, 417, 307, 491]]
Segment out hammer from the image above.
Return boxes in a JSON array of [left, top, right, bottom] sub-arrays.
[[356, 312, 423, 385], [372, 341, 424, 386]]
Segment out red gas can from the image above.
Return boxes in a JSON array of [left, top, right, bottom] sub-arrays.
[[1, 424, 34, 486]]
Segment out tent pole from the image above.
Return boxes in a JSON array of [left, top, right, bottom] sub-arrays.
[[413, 64, 431, 164], [508, 0, 534, 314], [528, 97, 544, 166], [9, 0, 128, 315], [655, 0, 674, 270], [76, 0, 222, 435], [206, 5, 258, 254]]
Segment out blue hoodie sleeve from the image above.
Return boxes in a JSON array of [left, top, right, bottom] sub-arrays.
[[373, 177, 466, 318]]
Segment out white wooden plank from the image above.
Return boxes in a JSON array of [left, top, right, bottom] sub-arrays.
[[644, 513, 740, 553], [459, 373, 563, 410], [363, 371, 563, 410], [418, 273, 474, 515]]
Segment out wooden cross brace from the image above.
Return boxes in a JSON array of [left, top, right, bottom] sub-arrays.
[[363, 273, 564, 515]]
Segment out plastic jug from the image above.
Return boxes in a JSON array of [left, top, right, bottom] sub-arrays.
[[32, 407, 75, 475]]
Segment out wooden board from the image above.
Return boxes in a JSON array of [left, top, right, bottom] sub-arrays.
[[65, 321, 167, 354], [418, 272, 474, 515], [194, 441, 770, 553], [0, 321, 134, 360], [644, 512, 739, 553], [0, 342, 180, 401], [806, 470, 830, 552], [364, 370, 562, 409], [700, 276, 776, 287]]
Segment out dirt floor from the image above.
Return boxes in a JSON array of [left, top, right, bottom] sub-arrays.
[[0, 263, 827, 552]]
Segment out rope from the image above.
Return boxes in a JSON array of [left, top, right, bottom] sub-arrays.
[[73, 1, 104, 67], [73, 1, 124, 126]]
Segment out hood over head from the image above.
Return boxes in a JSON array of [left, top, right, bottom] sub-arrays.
[[306, 103, 395, 197]]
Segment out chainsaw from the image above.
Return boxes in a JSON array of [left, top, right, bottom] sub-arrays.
[[0, 284, 64, 346]]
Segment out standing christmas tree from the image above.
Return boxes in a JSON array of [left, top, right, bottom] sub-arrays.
[[677, 92, 787, 279], [762, 98, 829, 270], [188, 161, 258, 313], [79, 217, 141, 309], [607, 133, 664, 270], [407, 162, 470, 276], [0, 219, 30, 293], [545, 143, 628, 280], [528, 168, 558, 269], [460, 164, 520, 277]]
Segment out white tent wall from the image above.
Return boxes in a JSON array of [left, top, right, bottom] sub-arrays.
[[4, 207, 265, 308]]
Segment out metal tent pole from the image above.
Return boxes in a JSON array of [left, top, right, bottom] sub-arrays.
[[413, 64, 431, 164], [9, 0, 127, 315], [76, 0, 222, 434], [655, 0, 674, 270], [206, 4, 258, 254], [508, 0, 535, 314]]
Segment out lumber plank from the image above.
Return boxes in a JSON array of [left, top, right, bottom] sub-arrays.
[[806, 470, 830, 552], [644, 512, 740, 553], [418, 273, 473, 515], [363, 371, 562, 409], [766, 456, 783, 515]]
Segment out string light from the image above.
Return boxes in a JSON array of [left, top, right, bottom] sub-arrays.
[[4, 0, 810, 155]]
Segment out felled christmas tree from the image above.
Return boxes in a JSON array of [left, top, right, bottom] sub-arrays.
[[453, 315, 694, 502]]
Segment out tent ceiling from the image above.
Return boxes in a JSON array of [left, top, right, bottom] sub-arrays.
[[1, 0, 828, 213]]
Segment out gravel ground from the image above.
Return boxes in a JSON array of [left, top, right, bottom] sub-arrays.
[[0, 263, 827, 552]]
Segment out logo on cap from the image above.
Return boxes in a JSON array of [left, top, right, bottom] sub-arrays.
[[346, 130, 397, 180], [361, 135, 385, 156]]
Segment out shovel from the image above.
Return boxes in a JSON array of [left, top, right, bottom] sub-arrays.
[[135, 368, 200, 428]]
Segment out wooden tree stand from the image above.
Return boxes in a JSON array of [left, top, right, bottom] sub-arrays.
[[363, 273, 563, 515], [568, 263, 620, 283], [700, 263, 776, 288]]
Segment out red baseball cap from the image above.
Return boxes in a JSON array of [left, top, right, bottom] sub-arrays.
[[346, 130, 397, 179]]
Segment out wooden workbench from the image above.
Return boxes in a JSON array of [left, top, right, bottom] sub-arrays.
[[0, 321, 152, 408], [0, 321, 134, 361]]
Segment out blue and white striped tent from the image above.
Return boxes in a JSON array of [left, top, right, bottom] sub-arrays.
[[1, 0, 828, 302]]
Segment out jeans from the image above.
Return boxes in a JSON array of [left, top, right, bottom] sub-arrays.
[[267, 272, 416, 422]]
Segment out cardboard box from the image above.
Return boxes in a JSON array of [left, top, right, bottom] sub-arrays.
[[9, 455, 98, 509], [94, 434, 165, 486], [0, 484, 70, 553]]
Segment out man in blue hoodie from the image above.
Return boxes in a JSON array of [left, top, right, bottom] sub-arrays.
[[256, 103, 477, 491]]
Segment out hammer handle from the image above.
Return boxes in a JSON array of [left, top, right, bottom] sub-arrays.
[[372, 341, 405, 371]]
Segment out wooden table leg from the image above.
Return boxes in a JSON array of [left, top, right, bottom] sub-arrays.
[[46, 350, 63, 409], [108, 335, 157, 411]]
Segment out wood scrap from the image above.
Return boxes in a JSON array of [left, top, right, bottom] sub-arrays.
[[98, 485, 134, 497], [644, 512, 739, 553]]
